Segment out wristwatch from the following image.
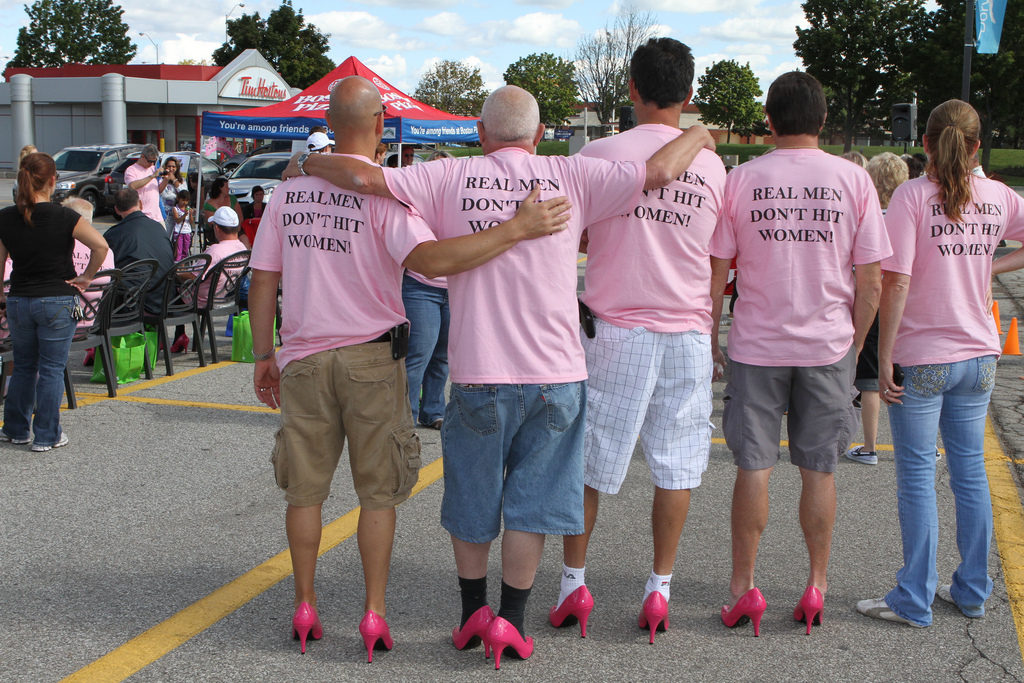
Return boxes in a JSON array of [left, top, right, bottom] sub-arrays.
[[296, 153, 311, 176]]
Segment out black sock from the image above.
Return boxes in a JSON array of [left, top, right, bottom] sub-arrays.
[[497, 581, 532, 637], [459, 576, 488, 627]]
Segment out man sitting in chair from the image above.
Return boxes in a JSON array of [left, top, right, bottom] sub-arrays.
[[197, 206, 248, 308]]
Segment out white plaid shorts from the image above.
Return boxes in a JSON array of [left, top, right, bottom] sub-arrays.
[[582, 320, 713, 493]]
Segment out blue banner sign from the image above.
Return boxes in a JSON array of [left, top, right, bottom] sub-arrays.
[[976, 0, 1007, 54]]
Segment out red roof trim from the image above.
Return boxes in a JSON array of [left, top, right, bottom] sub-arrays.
[[4, 64, 223, 81]]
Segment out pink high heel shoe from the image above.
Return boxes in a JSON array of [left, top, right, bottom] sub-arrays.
[[637, 592, 669, 644], [358, 610, 393, 663], [291, 602, 323, 654], [549, 585, 594, 637], [721, 587, 767, 637], [793, 586, 824, 634], [452, 605, 494, 658], [482, 616, 533, 670]]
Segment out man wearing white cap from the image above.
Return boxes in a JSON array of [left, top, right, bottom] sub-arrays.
[[197, 206, 248, 308], [306, 131, 333, 154]]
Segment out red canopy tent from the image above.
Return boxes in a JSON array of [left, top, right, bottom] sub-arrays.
[[202, 56, 479, 144]]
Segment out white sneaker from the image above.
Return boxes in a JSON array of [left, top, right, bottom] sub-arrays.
[[856, 597, 926, 627], [0, 431, 31, 445], [936, 584, 984, 618], [31, 432, 68, 452], [845, 446, 878, 465]]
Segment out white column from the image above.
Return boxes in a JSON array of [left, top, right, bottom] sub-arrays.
[[101, 72, 127, 144], [10, 74, 34, 156]]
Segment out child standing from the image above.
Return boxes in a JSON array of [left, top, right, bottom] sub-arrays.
[[170, 189, 193, 261]]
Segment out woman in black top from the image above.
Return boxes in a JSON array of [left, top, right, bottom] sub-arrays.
[[0, 153, 108, 451]]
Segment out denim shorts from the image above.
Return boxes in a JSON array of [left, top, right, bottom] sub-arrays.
[[440, 382, 586, 543]]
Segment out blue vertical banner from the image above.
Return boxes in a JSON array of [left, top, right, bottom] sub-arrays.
[[976, 0, 1008, 54]]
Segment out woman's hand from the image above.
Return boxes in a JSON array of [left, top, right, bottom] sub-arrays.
[[66, 274, 91, 293], [878, 362, 904, 405]]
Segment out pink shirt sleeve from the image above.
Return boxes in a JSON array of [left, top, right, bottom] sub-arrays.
[[575, 157, 646, 226], [1000, 185, 1024, 243], [374, 200, 437, 265], [383, 164, 446, 232], [249, 187, 283, 272], [851, 177, 891, 265], [881, 185, 918, 275], [708, 174, 738, 260]]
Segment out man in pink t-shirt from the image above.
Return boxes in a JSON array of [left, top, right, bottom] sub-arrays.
[[291, 84, 714, 663], [708, 72, 891, 633], [123, 145, 169, 224], [248, 76, 570, 661], [551, 38, 726, 642]]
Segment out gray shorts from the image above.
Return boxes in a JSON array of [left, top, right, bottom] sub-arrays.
[[722, 347, 857, 473]]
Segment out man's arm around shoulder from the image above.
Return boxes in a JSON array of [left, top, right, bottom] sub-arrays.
[[282, 153, 395, 200]]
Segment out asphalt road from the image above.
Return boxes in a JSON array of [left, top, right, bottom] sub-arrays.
[[1, 179, 1023, 681]]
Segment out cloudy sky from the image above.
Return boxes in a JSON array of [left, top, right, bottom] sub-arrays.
[[0, 0, 808, 97]]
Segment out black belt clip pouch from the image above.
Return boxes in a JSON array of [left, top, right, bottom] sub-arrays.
[[578, 298, 596, 339], [391, 322, 410, 360]]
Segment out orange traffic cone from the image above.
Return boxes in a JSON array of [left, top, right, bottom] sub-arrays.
[[993, 300, 1002, 334], [1003, 317, 1020, 356]]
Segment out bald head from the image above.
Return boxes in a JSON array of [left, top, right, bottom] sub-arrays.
[[480, 86, 541, 147], [328, 76, 384, 139]]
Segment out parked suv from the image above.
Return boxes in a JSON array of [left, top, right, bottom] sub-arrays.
[[48, 144, 144, 213]]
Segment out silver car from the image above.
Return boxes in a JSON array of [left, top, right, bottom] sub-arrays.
[[228, 152, 291, 206]]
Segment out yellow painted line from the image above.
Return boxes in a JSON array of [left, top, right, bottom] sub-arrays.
[[62, 456, 445, 683], [577, 255, 587, 264], [113, 395, 277, 414], [984, 417, 1024, 660], [115, 361, 237, 395]]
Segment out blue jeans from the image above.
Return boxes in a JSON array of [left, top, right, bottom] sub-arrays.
[[440, 382, 587, 542], [4, 295, 77, 446], [402, 274, 449, 424], [884, 355, 997, 626]]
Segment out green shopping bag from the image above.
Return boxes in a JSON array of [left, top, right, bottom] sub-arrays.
[[231, 311, 275, 363], [91, 332, 148, 385]]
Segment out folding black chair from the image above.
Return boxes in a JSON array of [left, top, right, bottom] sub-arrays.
[[63, 269, 121, 408], [144, 254, 211, 376], [197, 250, 251, 364]]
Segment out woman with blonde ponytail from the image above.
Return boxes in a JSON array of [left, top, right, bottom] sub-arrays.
[[857, 100, 1024, 627], [0, 152, 108, 451]]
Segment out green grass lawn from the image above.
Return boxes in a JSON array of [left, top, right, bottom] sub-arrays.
[[443, 141, 1024, 185]]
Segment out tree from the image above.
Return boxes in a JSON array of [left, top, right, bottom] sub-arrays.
[[414, 60, 488, 117], [9, 0, 135, 67], [503, 53, 578, 125], [575, 4, 658, 124], [213, 0, 333, 90], [693, 60, 763, 143], [794, 0, 926, 151], [907, 0, 1024, 170]]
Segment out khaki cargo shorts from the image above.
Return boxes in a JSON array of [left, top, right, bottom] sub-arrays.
[[271, 342, 421, 509]]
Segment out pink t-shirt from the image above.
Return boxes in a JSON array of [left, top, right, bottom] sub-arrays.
[[197, 238, 247, 307], [71, 240, 115, 329], [709, 148, 892, 366], [124, 162, 162, 224], [405, 270, 447, 289], [581, 125, 726, 333], [882, 175, 1024, 365], [249, 155, 437, 370], [384, 147, 645, 383]]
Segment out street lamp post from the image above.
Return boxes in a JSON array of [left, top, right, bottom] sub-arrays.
[[225, 3, 246, 44], [139, 32, 159, 65]]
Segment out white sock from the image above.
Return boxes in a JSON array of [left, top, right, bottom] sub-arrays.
[[644, 571, 672, 601], [557, 564, 586, 608]]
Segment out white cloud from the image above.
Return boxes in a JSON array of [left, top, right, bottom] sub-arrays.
[[364, 54, 408, 89], [160, 34, 221, 65], [351, 0, 456, 7], [699, 11, 806, 44], [632, 0, 760, 12], [312, 11, 428, 52], [515, 0, 576, 7], [461, 55, 505, 92], [417, 12, 467, 37], [477, 12, 584, 48]]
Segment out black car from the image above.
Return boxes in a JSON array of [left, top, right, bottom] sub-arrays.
[[47, 144, 144, 214], [103, 152, 224, 213]]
